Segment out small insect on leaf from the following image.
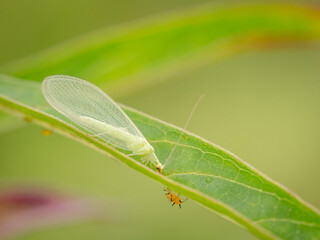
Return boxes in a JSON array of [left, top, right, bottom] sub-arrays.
[[164, 187, 187, 209], [42, 129, 52, 136], [41, 75, 163, 172]]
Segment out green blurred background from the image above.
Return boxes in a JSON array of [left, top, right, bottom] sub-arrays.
[[0, 0, 320, 239]]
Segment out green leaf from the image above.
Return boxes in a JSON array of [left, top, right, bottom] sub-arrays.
[[1, 74, 319, 240], [1, 3, 320, 96]]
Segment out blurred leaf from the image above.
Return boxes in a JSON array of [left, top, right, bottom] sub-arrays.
[[0, 185, 111, 239], [1, 3, 320, 134], [1, 3, 320, 97], [1, 75, 319, 240]]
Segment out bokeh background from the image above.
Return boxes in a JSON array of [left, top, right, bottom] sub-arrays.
[[0, 0, 320, 239]]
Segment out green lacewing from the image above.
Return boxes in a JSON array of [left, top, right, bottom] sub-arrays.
[[42, 75, 163, 172]]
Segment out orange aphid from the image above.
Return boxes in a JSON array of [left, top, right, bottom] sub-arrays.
[[42, 129, 52, 136], [164, 187, 187, 209]]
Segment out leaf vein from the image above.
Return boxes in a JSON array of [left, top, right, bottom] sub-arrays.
[[168, 172, 300, 208], [254, 218, 320, 227]]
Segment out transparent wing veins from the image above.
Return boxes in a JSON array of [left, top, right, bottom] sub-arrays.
[[42, 75, 146, 152]]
